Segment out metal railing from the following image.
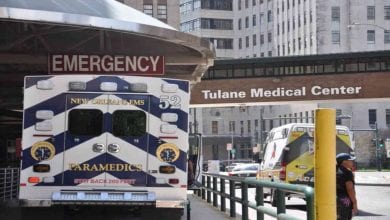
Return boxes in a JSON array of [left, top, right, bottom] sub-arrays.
[[0, 168, 19, 201], [196, 173, 314, 220]]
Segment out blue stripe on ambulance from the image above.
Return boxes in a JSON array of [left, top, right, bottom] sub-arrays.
[[163, 79, 189, 93], [35, 154, 172, 187], [23, 93, 188, 132], [22, 130, 187, 172]]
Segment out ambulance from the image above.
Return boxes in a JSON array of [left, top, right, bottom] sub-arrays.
[[257, 123, 354, 205], [19, 75, 189, 218]]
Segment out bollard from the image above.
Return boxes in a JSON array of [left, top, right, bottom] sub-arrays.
[[213, 177, 218, 207], [220, 178, 226, 212], [202, 175, 206, 200], [256, 186, 264, 220], [229, 180, 236, 217], [206, 176, 211, 203], [242, 183, 249, 220], [315, 109, 336, 220], [276, 189, 286, 214]]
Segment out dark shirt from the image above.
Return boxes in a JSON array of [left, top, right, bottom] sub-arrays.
[[336, 165, 355, 198], [336, 165, 355, 219]]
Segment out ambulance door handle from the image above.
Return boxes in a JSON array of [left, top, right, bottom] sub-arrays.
[[93, 143, 105, 153], [108, 143, 120, 153]]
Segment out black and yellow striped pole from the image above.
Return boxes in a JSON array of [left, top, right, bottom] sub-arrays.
[[315, 109, 336, 220]]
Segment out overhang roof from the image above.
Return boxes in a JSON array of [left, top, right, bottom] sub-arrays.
[[0, 0, 214, 111]]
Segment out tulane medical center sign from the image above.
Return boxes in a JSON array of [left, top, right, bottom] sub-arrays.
[[190, 72, 390, 106]]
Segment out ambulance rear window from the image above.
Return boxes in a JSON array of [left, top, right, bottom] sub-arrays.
[[113, 110, 146, 137], [69, 109, 103, 136]]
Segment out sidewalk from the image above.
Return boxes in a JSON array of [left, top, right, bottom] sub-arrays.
[[354, 171, 390, 186]]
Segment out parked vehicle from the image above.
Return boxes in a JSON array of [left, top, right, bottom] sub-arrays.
[[228, 163, 259, 177], [257, 123, 354, 206]]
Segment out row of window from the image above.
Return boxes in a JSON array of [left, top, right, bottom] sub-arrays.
[[332, 30, 390, 44], [332, 6, 390, 21], [180, 18, 233, 31], [180, 0, 233, 15], [276, 0, 308, 13], [237, 0, 272, 10], [237, 11, 272, 30], [143, 4, 167, 20], [69, 109, 146, 137], [238, 33, 272, 49], [276, 13, 313, 35], [204, 58, 390, 79], [207, 108, 390, 138], [277, 35, 313, 56]]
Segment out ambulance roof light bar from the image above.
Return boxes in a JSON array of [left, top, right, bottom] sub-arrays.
[[69, 81, 87, 91], [130, 83, 147, 93], [37, 80, 54, 90], [100, 82, 118, 91]]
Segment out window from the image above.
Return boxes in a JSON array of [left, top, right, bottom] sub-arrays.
[[368, 109, 377, 127], [201, 18, 233, 30], [260, 34, 264, 45], [246, 36, 249, 47], [367, 30, 375, 43], [245, 0, 249, 8], [260, 52, 264, 57], [298, 15, 301, 27], [143, 4, 153, 16], [253, 14, 256, 26], [305, 111, 309, 123], [268, 32, 272, 43], [229, 121, 235, 133], [201, 0, 233, 10], [113, 110, 146, 137], [253, 0, 256, 6], [238, 19, 242, 30], [238, 0, 241, 10], [240, 121, 244, 136], [293, 16, 296, 29], [385, 31, 390, 44], [259, 13, 264, 25], [245, 16, 249, 28], [268, 51, 272, 57], [248, 120, 251, 133], [157, 5, 167, 20], [210, 38, 233, 49], [336, 109, 342, 125], [253, 34, 257, 46], [367, 6, 375, 20], [69, 109, 103, 136], [287, 19, 290, 32], [267, 10, 272, 22], [212, 121, 218, 134], [239, 38, 242, 49], [331, 6, 340, 22], [385, 6, 390, 20], [332, 31, 340, 43], [386, 109, 390, 127]]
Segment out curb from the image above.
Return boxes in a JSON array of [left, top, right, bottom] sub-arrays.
[[355, 183, 390, 187]]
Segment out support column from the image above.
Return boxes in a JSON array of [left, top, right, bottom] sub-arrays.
[[315, 109, 336, 220]]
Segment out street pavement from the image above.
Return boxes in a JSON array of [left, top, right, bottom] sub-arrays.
[[1, 172, 388, 220], [354, 171, 390, 186]]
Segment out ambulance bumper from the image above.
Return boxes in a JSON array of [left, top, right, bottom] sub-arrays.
[[51, 190, 156, 206]]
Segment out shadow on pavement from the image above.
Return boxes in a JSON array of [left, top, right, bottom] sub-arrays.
[[356, 210, 384, 217]]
